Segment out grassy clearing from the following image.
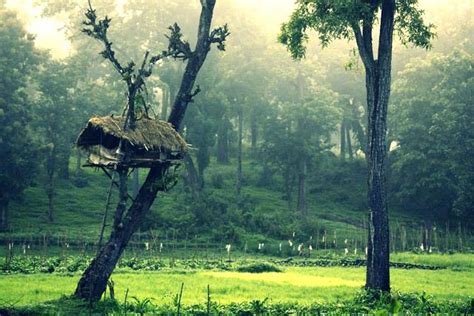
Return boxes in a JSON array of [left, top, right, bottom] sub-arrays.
[[1, 264, 473, 307]]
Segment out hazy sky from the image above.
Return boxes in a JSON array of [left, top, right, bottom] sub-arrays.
[[5, 0, 295, 59], [5, 0, 472, 59]]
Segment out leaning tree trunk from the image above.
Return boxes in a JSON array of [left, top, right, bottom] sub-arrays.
[[74, 0, 221, 301]]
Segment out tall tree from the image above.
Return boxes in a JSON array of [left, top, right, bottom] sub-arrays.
[[34, 61, 78, 222], [390, 50, 474, 234], [74, 0, 228, 301], [279, 0, 434, 291], [0, 8, 40, 231]]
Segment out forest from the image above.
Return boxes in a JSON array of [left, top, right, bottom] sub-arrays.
[[0, 0, 473, 314]]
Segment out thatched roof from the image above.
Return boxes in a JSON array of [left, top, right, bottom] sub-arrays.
[[76, 116, 187, 153]]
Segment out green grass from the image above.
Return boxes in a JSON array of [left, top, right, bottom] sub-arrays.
[[391, 252, 474, 270], [1, 261, 473, 307]]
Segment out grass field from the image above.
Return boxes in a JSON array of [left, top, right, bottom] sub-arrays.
[[1, 254, 473, 308]]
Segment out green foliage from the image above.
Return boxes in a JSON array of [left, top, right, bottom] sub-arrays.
[[1, 291, 472, 315], [235, 262, 282, 273], [390, 49, 474, 221], [279, 0, 435, 59], [0, 8, 41, 230]]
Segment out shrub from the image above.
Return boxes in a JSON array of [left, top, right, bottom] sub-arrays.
[[236, 262, 282, 273]]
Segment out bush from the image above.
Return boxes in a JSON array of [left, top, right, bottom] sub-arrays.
[[236, 262, 282, 273]]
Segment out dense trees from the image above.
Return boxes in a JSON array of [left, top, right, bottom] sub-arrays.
[[0, 8, 40, 231], [1, 0, 472, 302], [390, 50, 474, 242]]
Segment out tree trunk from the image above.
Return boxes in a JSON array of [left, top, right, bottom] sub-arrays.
[[74, 0, 220, 301], [75, 165, 166, 301], [0, 200, 9, 232], [132, 169, 139, 198], [58, 148, 71, 180], [284, 165, 293, 211], [183, 153, 201, 198], [296, 157, 307, 215], [340, 120, 346, 159], [250, 113, 258, 150], [422, 219, 432, 253], [352, 0, 395, 293], [364, 0, 395, 293], [46, 146, 56, 223], [346, 126, 353, 159], [236, 106, 243, 196], [161, 87, 169, 120], [216, 115, 229, 164]]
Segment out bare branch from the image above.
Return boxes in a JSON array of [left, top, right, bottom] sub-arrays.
[[82, 7, 130, 80]]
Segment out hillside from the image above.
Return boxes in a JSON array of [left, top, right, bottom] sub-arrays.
[[5, 153, 467, 256]]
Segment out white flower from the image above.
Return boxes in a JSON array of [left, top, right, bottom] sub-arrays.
[[145, 242, 149, 251], [298, 243, 303, 252], [309, 245, 313, 251], [344, 248, 349, 255], [225, 244, 231, 253], [288, 240, 293, 247]]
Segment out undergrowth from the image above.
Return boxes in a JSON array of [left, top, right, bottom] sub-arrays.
[[1, 290, 472, 315]]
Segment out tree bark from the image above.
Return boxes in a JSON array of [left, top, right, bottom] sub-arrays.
[[0, 200, 9, 232], [346, 125, 353, 159], [353, 0, 395, 292], [236, 106, 243, 196], [74, 0, 220, 301], [161, 86, 169, 120], [250, 112, 258, 150], [46, 145, 56, 223], [296, 157, 307, 215], [340, 120, 346, 159], [284, 165, 293, 211], [216, 115, 230, 164], [183, 153, 201, 198], [132, 169, 139, 198]]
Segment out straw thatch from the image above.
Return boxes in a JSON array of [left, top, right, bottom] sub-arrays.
[[76, 116, 187, 168]]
